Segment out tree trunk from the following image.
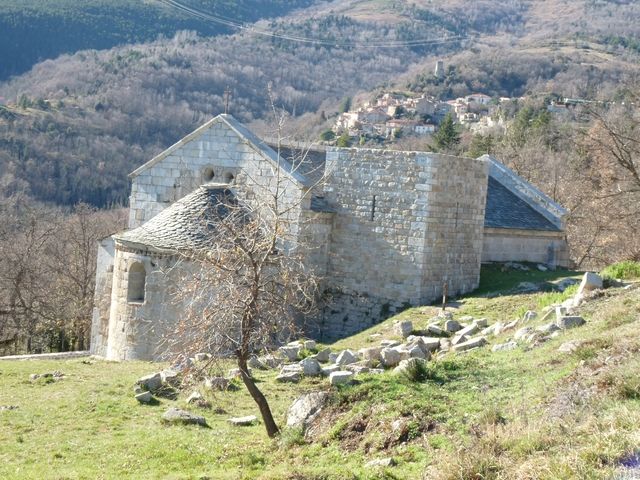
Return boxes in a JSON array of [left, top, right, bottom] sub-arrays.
[[237, 356, 280, 438]]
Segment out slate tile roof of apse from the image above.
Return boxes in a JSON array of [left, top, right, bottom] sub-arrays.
[[484, 176, 560, 232], [115, 186, 238, 252]]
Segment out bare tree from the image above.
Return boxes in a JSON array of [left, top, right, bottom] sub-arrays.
[[168, 110, 322, 438]]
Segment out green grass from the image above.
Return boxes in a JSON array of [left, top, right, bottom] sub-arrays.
[[1, 268, 639, 479], [475, 262, 580, 295], [601, 261, 640, 280]]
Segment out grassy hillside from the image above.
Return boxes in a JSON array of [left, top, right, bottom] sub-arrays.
[[0, 0, 319, 80], [2, 267, 639, 479]]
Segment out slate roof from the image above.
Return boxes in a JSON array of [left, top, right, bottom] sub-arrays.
[[267, 144, 327, 186], [115, 185, 238, 252], [485, 176, 560, 232]]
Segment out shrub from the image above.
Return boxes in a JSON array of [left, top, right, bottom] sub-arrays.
[[601, 261, 640, 280]]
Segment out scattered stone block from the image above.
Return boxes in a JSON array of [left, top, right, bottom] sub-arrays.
[[427, 324, 445, 335], [558, 340, 583, 353], [162, 408, 207, 426], [578, 272, 603, 296], [407, 345, 428, 360], [303, 340, 317, 350], [452, 337, 487, 352], [514, 327, 533, 340], [314, 348, 331, 363], [228, 415, 257, 426], [248, 356, 266, 370], [366, 457, 397, 468], [204, 376, 230, 391], [393, 358, 427, 376], [321, 365, 341, 376], [160, 369, 181, 387], [555, 306, 568, 320], [458, 323, 479, 337], [358, 346, 382, 364], [345, 364, 370, 375], [135, 391, 154, 404], [557, 316, 586, 329], [279, 345, 301, 362], [186, 391, 203, 404], [517, 281, 539, 292], [537, 264, 548, 272], [394, 320, 413, 338], [522, 311, 538, 323], [328, 352, 338, 363], [336, 349, 358, 366], [451, 334, 469, 346], [459, 315, 474, 322], [299, 357, 322, 377], [504, 320, 519, 330], [137, 373, 162, 392], [444, 320, 462, 333], [380, 348, 401, 368], [286, 392, 328, 429], [276, 371, 301, 383], [492, 341, 518, 352], [329, 371, 354, 386], [556, 278, 578, 292], [536, 323, 560, 334], [419, 338, 441, 352], [474, 318, 488, 328], [438, 310, 454, 320], [380, 340, 400, 348]]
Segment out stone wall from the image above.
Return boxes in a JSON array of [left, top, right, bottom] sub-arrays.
[[320, 148, 488, 336], [89, 237, 115, 358], [128, 115, 310, 233], [106, 248, 185, 361], [482, 227, 570, 267]]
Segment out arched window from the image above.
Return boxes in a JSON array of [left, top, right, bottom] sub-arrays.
[[202, 167, 215, 183], [127, 262, 146, 303], [223, 171, 235, 184]]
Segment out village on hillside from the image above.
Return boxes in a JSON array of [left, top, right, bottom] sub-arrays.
[[329, 61, 596, 144]]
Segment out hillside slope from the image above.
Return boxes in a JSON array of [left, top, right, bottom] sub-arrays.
[[1, 267, 639, 479], [0, 0, 320, 81]]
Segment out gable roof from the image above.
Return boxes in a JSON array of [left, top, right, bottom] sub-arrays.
[[485, 177, 561, 232], [128, 114, 311, 188]]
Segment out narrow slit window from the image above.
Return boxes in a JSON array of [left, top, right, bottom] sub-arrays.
[[370, 195, 377, 221], [127, 262, 146, 303]]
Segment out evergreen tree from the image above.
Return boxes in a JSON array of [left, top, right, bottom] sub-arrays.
[[433, 113, 460, 151]]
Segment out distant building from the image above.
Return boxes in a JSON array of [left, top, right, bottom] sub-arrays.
[[434, 60, 445, 79]]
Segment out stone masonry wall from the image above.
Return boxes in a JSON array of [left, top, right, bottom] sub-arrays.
[[320, 148, 488, 337], [482, 227, 570, 267], [89, 237, 115, 358], [106, 249, 184, 361]]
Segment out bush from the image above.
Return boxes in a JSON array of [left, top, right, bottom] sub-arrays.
[[601, 261, 640, 280]]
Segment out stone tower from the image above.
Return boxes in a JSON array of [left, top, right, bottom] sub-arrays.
[[434, 60, 445, 80]]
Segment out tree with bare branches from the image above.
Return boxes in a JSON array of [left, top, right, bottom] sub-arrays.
[[168, 112, 321, 438]]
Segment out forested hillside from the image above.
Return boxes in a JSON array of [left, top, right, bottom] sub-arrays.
[[0, 0, 320, 80], [0, 1, 527, 207]]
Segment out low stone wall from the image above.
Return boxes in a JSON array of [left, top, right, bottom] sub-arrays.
[[482, 227, 570, 267], [0, 351, 90, 361]]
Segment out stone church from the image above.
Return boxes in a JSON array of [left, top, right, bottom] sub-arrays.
[[90, 114, 568, 361]]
